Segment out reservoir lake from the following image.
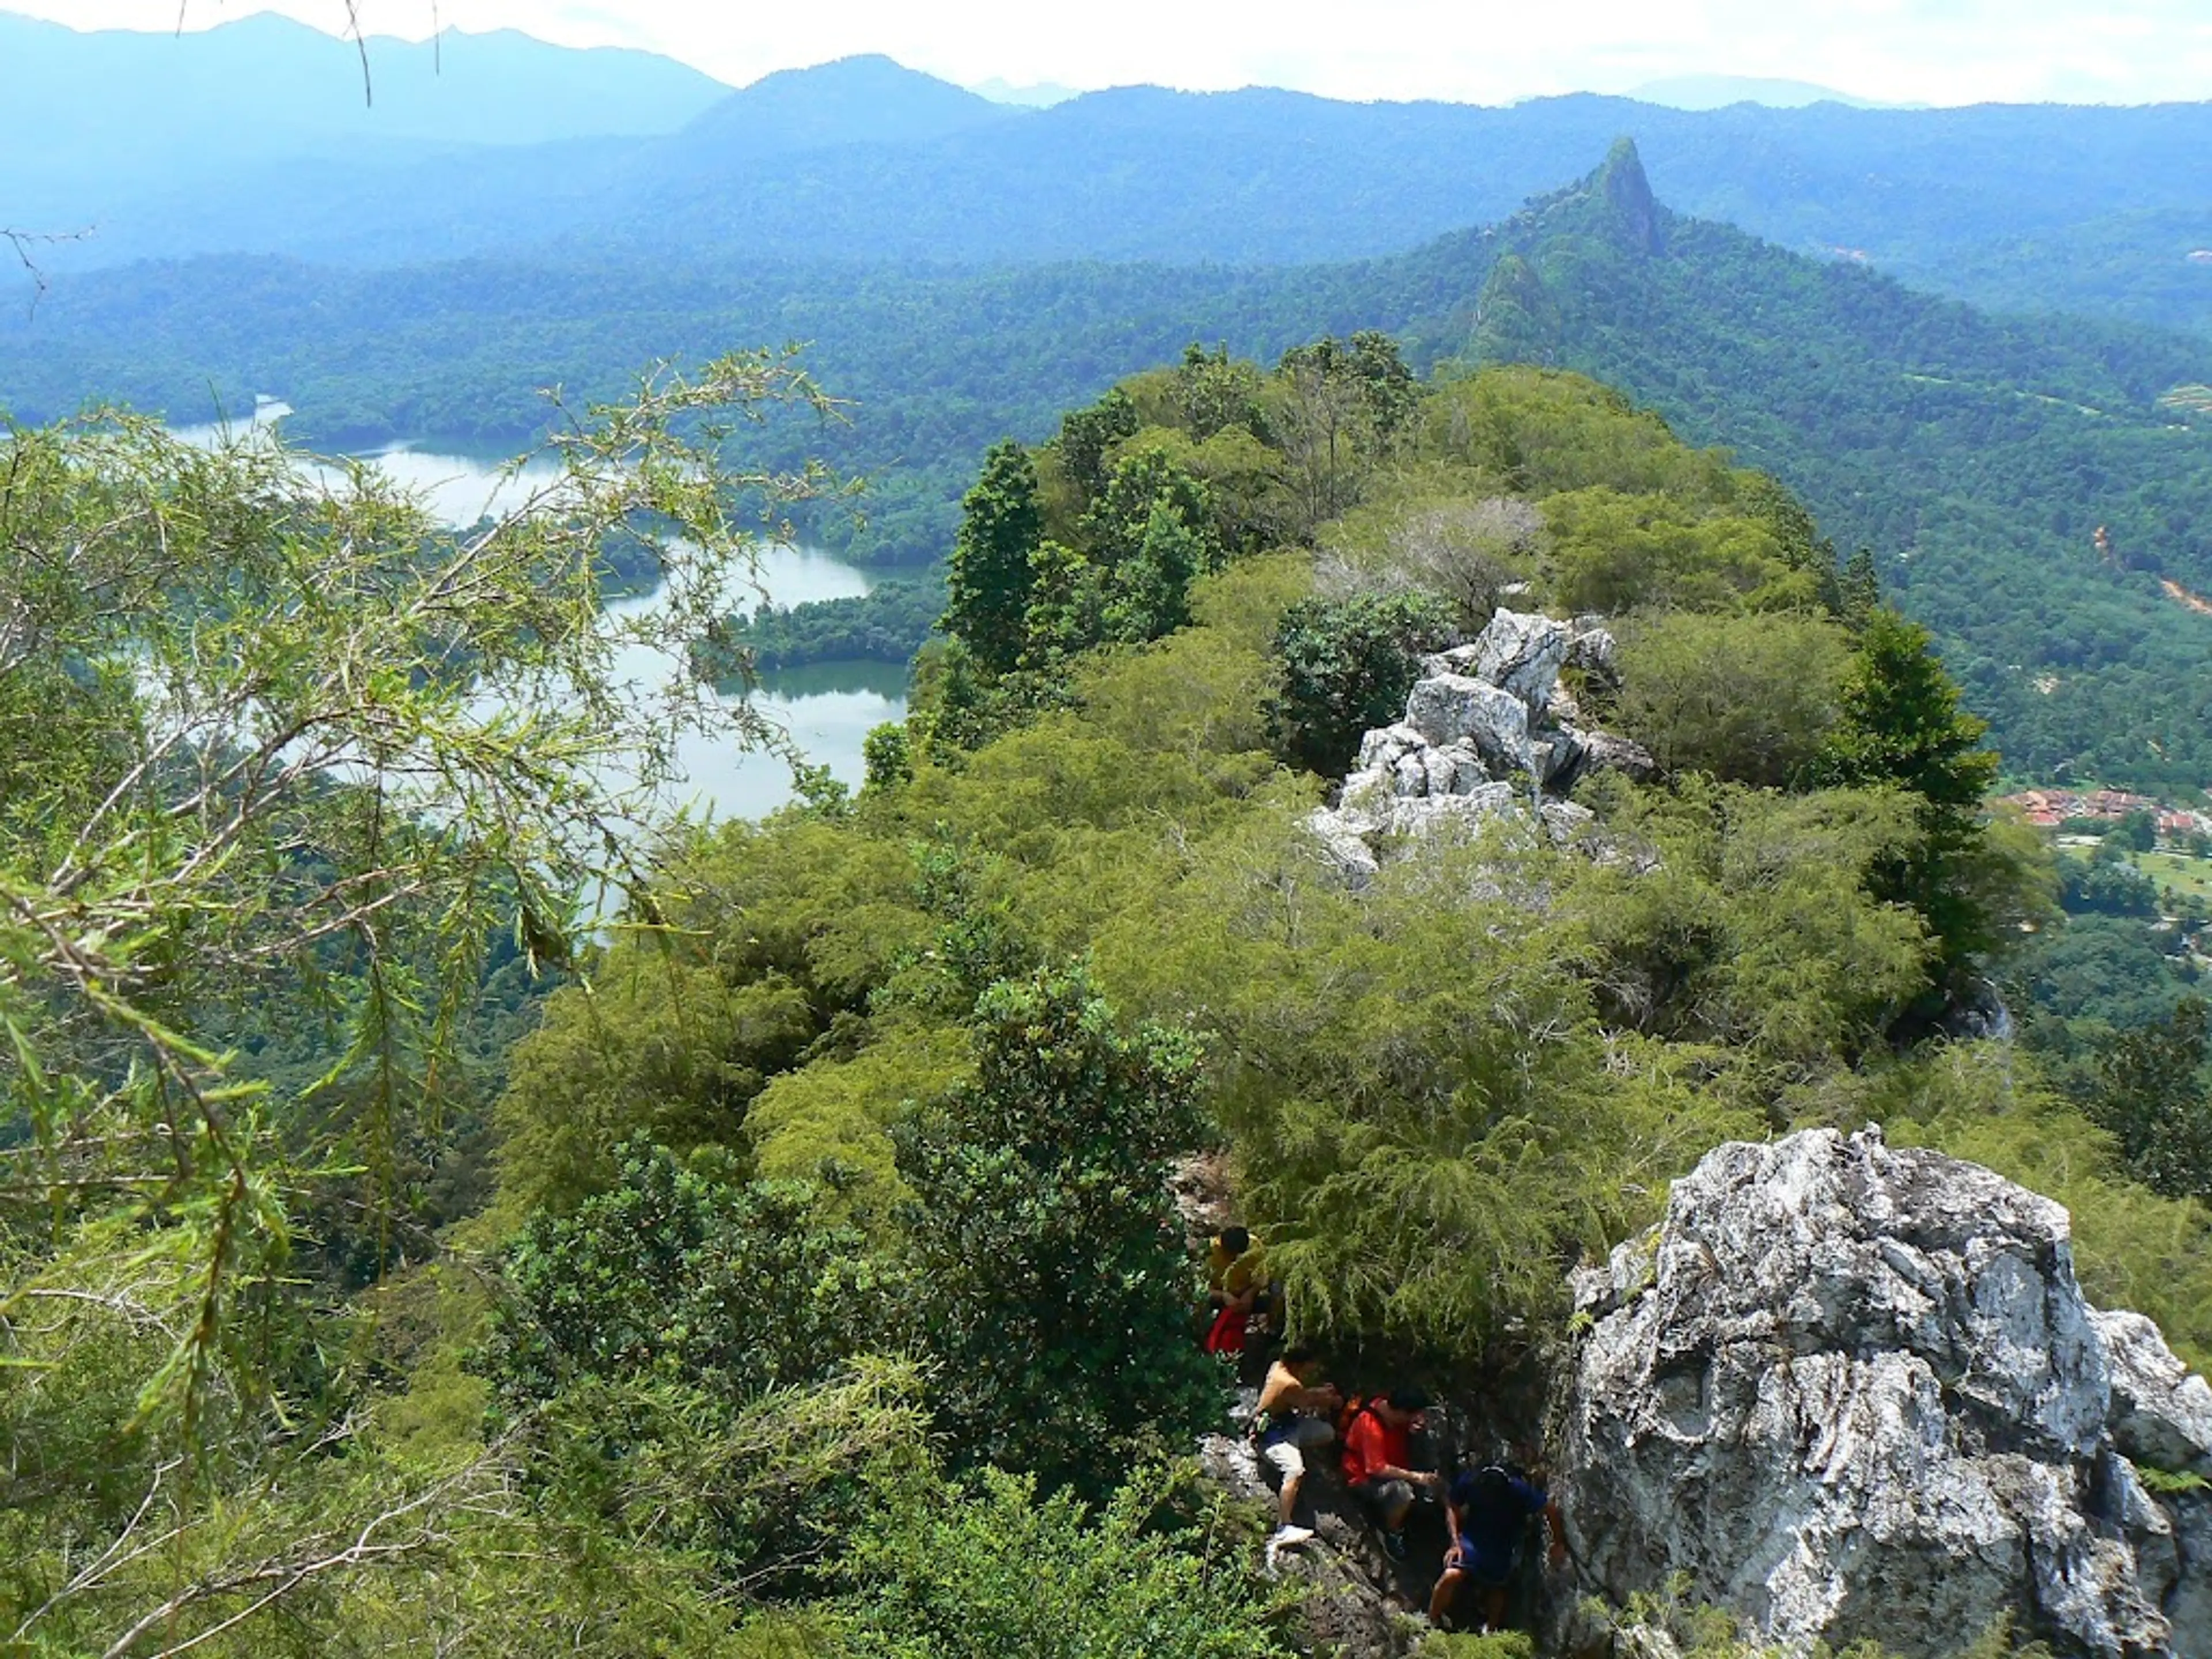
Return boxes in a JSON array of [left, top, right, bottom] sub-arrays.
[[177, 408, 910, 823]]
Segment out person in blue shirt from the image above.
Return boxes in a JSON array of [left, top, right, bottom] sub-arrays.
[[1429, 1459, 1565, 1631]]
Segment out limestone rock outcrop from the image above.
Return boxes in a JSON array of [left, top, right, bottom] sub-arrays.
[[1199, 1415, 1449, 1659], [1200, 1432, 1410, 1658], [1559, 1127, 2212, 1659], [1305, 608, 1653, 883]]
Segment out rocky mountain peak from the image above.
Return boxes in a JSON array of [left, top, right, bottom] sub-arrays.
[[1594, 137, 1664, 256]]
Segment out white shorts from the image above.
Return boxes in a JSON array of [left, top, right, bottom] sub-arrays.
[[1261, 1415, 1335, 1478]]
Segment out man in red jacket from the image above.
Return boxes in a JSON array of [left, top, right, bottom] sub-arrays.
[[1340, 1387, 1444, 1560]]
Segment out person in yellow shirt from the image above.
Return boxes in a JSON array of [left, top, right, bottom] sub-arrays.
[[1207, 1225, 1263, 1305], [1202, 1225, 1275, 1352]]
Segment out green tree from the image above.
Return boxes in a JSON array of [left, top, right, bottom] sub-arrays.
[[1613, 611, 1851, 786], [2090, 998, 2212, 1200], [1104, 495, 1205, 643], [1839, 547, 1883, 626], [1020, 539, 1111, 667], [0, 353, 838, 1654], [1, 355, 827, 1399], [1821, 610, 1999, 811], [838, 1465, 1289, 1659], [1083, 446, 1214, 571], [1265, 590, 1453, 778], [944, 440, 1044, 675], [1176, 342, 1266, 443], [488, 1146, 888, 1408], [2065, 848, 2162, 916], [891, 967, 1225, 1495], [1813, 608, 2010, 974], [1055, 387, 1142, 505], [863, 721, 915, 794], [1274, 332, 1420, 531]]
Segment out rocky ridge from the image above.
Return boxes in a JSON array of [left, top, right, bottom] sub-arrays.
[[1305, 607, 1654, 884], [1192, 1136, 2212, 1659]]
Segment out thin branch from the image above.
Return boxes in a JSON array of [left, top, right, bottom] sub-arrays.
[[11, 1459, 183, 1642], [343, 1, 372, 108], [2, 226, 91, 317], [92, 1442, 516, 1659]]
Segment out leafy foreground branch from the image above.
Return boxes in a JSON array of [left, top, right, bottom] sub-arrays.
[[0, 350, 843, 1646]]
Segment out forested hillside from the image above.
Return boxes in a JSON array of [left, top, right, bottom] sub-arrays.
[[9, 31, 2209, 337], [7, 328, 2208, 1656], [1464, 147, 2212, 790], [12, 145, 2206, 787]]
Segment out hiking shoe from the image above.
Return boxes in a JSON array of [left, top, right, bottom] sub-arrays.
[[1381, 1529, 1409, 1562], [1270, 1524, 1315, 1548]]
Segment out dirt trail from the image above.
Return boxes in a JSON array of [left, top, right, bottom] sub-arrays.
[[2160, 578, 2212, 617]]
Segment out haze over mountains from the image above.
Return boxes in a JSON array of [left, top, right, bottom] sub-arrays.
[[0, 11, 727, 181], [1621, 74, 1910, 110], [14, 135, 2206, 790], [14, 18, 2212, 1658], [6, 12, 2212, 791], [6, 12, 2209, 336]]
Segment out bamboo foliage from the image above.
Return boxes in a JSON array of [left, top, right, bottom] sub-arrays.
[[0, 351, 837, 1430]]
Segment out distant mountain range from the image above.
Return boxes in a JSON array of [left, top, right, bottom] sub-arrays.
[[969, 77, 1079, 109], [5, 18, 2208, 336], [7, 18, 2212, 790], [1622, 74, 1916, 111], [676, 55, 1017, 162], [7, 141, 2208, 785], [0, 10, 730, 158]]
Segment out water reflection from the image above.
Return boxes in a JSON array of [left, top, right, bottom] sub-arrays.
[[173, 403, 570, 527], [358, 443, 567, 529], [174, 402, 909, 823], [601, 574, 906, 823]]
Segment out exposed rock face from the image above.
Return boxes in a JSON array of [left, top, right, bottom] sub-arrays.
[[1406, 673, 1531, 766], [2096, 1310, 2212, 1475], [1566, 615, 1620, 684], [1560, 1128, 2212, 1659], [1576, 730, 1658, 786], [1305, 607, 1652, 880], [1459, 609, 1570, 715], [1200, 1430, 1419, 1658]]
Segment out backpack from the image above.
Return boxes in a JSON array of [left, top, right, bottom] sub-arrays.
[[1335, 1393, 1380, 1439]]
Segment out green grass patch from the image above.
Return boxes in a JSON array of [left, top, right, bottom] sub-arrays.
[[2130, 850, 2212, 911]]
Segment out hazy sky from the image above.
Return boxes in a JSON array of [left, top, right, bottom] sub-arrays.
[[16, 0, 2212, 105]]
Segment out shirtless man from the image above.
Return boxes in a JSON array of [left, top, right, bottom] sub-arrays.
[[1252, 1345, 1341, 1548]]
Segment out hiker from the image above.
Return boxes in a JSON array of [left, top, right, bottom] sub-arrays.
[[1430, 1459, 1566, 1631], [1339, 1387, 1444, 1560], [1251, 1345, 1342, 1547], [1201, 1225, 1270, 1354]]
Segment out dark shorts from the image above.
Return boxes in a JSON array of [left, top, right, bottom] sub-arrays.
[[1456, 1537, 1518, 1586], [1351, 1476, 1415, 1521]]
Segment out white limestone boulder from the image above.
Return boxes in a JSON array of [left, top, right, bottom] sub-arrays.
[[1559, 1127, 2211, 1659], [1467, 607, 1573, 715]]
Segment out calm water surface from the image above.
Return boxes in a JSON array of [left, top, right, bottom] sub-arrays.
[[177, 405, 907, 821]]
